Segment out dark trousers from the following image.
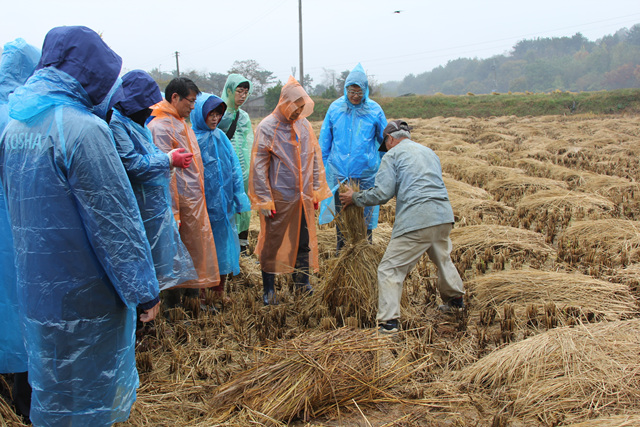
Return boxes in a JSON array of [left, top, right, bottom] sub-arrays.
[[12, 371, 31, 421]]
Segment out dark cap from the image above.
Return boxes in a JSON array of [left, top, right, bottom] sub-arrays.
[[379, 120, 410, 152]]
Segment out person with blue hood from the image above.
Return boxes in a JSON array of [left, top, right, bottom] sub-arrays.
[[0, 26, 160, 426], [319, 63, 387, 253], [110, 70, 197, 291], [218, 74, 254, 254], [0, 37, 40, 423], [191, 93, 251, 303]]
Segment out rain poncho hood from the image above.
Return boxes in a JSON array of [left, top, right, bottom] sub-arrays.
[[0, 38, 40, 374], [117, 69, 163, 116], [36, 26, 122, 106], [148, 100, 220, 288], [0, 25, 159, 426], [248, 76, 331, 273], [318, 63, 387, 229], [110, 73, 197, 290], [0, 38, 40, 103], [218, 74, 255, 234], [220, 73, 252, 112], [192, 93, 251, 275]]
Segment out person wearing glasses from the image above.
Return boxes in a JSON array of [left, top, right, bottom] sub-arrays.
[[148, 77, 221, 314], [219, 74, 254, 255], [319, 63, 387, 254]]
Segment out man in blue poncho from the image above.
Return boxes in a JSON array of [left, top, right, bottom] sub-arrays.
[[319, 63, 387, 253], [110, 70, 197, 333], [192, 93, 251, 304], [0, 37, 40, 423], [0, 26, 160, 426]]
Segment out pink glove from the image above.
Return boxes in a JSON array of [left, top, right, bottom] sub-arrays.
[[260, 209, 276, 219], [169, 148, 193, 169]]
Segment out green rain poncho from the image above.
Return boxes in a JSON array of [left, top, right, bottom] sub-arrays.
[[219, 74, 254, 234]]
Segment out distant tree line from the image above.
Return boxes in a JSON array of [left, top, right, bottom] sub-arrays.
[[380, 24, 640, 96]]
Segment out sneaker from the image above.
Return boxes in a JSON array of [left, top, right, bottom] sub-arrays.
[[438, 296, 465, 313], [378, 319, 399, 334]]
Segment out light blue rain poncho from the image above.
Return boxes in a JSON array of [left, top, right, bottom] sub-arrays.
[[0, 38, 40, 375], [0, 26, 160, 426], [318, 63, 387, 229], [219, 74, 254, 235], [191, 93, 251, 276], [110, 70, 197, 290]]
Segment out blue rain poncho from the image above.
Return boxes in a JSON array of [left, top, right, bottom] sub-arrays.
[[192, 93, 251, 275], [219, 74, 254, 234], [0, 26, 159, 427], [0, 38, 40, 375], [110, 70, 197, 290], [318, 63, 387, 229]]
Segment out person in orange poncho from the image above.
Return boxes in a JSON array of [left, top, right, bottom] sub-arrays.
[[147, 77, 220, 312], [248, 76, 332, 305]]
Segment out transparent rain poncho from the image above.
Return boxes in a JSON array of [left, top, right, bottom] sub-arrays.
[[192, 93, 251, 275], [318, 63, 387, 228], [0, 38, 40, 374], [0, 26, 159, 427], [149, 99, 220, 288], [110, 70, 197, 290], [248, 76, 331, 273], [219, 74, 254, 234]]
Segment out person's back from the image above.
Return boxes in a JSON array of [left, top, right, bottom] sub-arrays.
[[0, 26, 160, 426], [382, 139, 454, 238]]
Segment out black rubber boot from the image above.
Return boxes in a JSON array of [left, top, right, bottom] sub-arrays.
[[262, 270, 277, 305]]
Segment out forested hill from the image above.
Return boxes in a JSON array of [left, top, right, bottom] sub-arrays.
[[380, 24, 640, 97]]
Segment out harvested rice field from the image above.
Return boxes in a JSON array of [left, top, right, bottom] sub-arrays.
[[4, 114, 640, 426]]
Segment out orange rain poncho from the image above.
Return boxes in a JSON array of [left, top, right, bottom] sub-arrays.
[[248, 76, 332, 274], [148, 100, 220, 288]]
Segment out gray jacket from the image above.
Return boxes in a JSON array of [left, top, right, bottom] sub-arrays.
[[352, 138, 454, 239]]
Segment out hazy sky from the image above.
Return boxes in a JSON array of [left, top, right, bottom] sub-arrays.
[[2, 0, 640, 87]]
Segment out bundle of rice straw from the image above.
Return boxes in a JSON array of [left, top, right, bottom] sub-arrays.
[[456, 319, 640, 425], [563, 414, 640, 427], [211, 328, 425, 424], [315, 181, 385, 327], [558, 219, 640, 268], [450, 197, 514, 226], [485, 174, 567, 204], [467, 269, 637, 323], [450, 225, 556, 267], [443, 176, 491, 200], [0, 393, 27, 427], [515, 189, 615, 219]]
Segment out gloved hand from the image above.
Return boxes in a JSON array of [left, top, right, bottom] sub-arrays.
[[314, 201, 319, 210], [260, 209, 276, 219], [169, 148, 193, 169]]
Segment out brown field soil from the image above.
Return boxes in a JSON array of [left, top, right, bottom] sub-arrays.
[[4, 113, 640, 427]]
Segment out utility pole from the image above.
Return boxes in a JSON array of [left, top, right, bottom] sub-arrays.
[[298, 0, 304, 88], [175, 51, 180, 77]]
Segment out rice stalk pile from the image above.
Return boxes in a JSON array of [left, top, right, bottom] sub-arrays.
[[467, 269, 637, 323], [515, 158, 590, 188], [316, 181, 385, 327], [443, 176, 491, 200], [450, 225, 556, 274], [558, 219, 640, 269], [563, 414, 640, 426], [210, 328, 427, 425], [0, 385, 27, 427], [485, 174, 568, 205], [450, 197, 514, 226], [456, 319, 640, 425], [516, 189, 615, 220]]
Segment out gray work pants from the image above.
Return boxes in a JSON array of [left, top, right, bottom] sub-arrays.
[[377, 223, 465, 323]]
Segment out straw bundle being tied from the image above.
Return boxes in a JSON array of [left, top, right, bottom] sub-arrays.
[[210, 328, 426, 425], [456, 319, 640, 425], [467, 269, 637, 324], [314, 181, 386, 327]]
